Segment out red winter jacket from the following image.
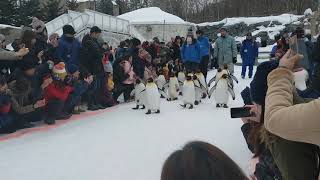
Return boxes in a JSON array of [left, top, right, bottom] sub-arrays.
[[44, 83, 73, 102]]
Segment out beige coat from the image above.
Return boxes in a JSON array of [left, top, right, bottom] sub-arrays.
[[0, 48, 22, 60], [265, 68, 320, 146]]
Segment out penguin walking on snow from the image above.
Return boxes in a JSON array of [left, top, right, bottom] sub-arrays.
[[145, 78, 161, 114], [131, 79, 146, 110], [177, 71, 186, 95], [156, 73, 168, 99], [209, 74, 235, 108], [180, 75, 195, 109], [195, 70, 208, 99], [167, 73, 180, 101], [193, 75, 202, 105]]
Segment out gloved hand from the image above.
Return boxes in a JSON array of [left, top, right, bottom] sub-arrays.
[[233, 57, 237, 64]]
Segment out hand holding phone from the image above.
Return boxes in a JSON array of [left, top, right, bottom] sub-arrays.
[[231, 107, 254, 119], [231, 105, 261, 123]]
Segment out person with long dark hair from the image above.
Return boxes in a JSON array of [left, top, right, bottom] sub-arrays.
[[161, 141, 248, 180], [181, 31, 201, 73]]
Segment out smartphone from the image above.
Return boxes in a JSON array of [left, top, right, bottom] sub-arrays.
[[230, 107, 255, 118], [289, 35, 298, 57]]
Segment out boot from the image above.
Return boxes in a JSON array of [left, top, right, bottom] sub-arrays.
[[72, 106, 81, 115], [146, 110, 152, 115], [57, 112, 72, 120], [155, 110, 160, 114], [88, 104, 99, 111], [132, 105, 139, 110], [45, 118, 56, 125], [78, 106, 86, 113]]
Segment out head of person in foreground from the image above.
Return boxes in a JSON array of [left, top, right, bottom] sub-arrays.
[[161, 141, 248, 180]]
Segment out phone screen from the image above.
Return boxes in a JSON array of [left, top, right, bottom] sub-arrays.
[[289, 35, 298, 57], [230, 107, 255, 119]]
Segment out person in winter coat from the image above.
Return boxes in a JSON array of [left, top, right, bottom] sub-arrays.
[[244, 60, 320, 180], [181, 31, 201, 73], [112, 54, 136, 102], [0, 34, 29, 61], [0, 76, 17, 134], [57, 25, 81, 69], [129, 38, 146, 79], [43, 63, 73, 124], [171, 36, 182, 65], [44, 33, 60, 64], [20, 29, 42, 65], [263, 51, 320, 180], [9, 77, 46, 125], [196, 30, 211, 79], [80, 26, 106, 110], [30, 17, 48, 55], [265, 49, 320, 146], [214, 28, 238, 74], [240, 33, 259, 79], [161, 141, 249, 180]]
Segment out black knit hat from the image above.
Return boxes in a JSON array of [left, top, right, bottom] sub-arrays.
[[131, 38, 141, 47], [250, 60, 279, 105], [90, 26, 102, 33], [63, 25, 76, 35]]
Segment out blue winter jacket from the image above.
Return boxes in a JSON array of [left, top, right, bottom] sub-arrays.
[[197, 36, 211, 57], [181, 42, 201, 63], [57, 35, 81, 68], [240, 39, 259, 65]]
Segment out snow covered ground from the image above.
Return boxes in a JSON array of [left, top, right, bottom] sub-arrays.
[[0, 66, 254, 180]]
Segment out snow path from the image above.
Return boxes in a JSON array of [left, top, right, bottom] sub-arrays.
[[0, 66, 254, 180]]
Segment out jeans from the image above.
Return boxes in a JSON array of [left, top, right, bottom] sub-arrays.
[[241, 64, 254, 78]]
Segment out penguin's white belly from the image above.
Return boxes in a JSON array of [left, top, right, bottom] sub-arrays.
[[146, 86, 160, 110], [183, 83, 195, 104], [157, 76, 166, 89], [168, 79, 179, 98], [214, 82, 229, 104], [135, 84, 145, 105]]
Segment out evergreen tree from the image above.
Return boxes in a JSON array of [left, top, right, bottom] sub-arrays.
[[0, 0, 18, 26], [67, 0, 79, 11], [16, 0, 44, 26], [97, 0, 113, 15], [42, 0, 64, 22]]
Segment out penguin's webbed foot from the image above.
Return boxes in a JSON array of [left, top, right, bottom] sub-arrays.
[[141, 105, 146, 109], [180, 104, 186, 108], [146, 110, 152, 115], [155, 110, 160, 114], [195, 101, 199, 105], [189, 105, 194, 109], [132, 105, 139, 110], [223, 104, 229, 108]]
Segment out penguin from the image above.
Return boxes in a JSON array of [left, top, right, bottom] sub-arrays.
[[208, 74, 235, 108], [145, 78, 161, 114], [193, 74, 202, 105], [177, 71, 186, 95], [222, 65, 238, 88], [131, 79, 146, 110], [167, 73, 180, 101], [180, 75, 195, 109], [155, 72, 168, 99], [195, 69, 208, 99]]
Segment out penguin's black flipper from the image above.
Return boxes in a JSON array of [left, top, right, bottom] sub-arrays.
[[230, 74, 239, 84], [208, 84, 217, 98], [132, 105, 139, 110], [180, 104, 186, 108], [228, 87, 236, 100], [208, 76, 216, 87]]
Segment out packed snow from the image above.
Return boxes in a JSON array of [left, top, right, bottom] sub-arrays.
[[198, 13, 303, 27], [0, 66, 253, 180], [304, 8, 313, 16], [118, 7, 187, 24]]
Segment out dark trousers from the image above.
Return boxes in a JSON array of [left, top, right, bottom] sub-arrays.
[[64, 94, 81, 113], [200, 55, 209, 79], [184, 62, 199, 74], [241, 64, 254, 78], [46, 99, 65, 119], [0, 114, 16, 134], [87, 74, 106, 107], [113, 84, 134, 102], [16, 109, 45, 123]]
